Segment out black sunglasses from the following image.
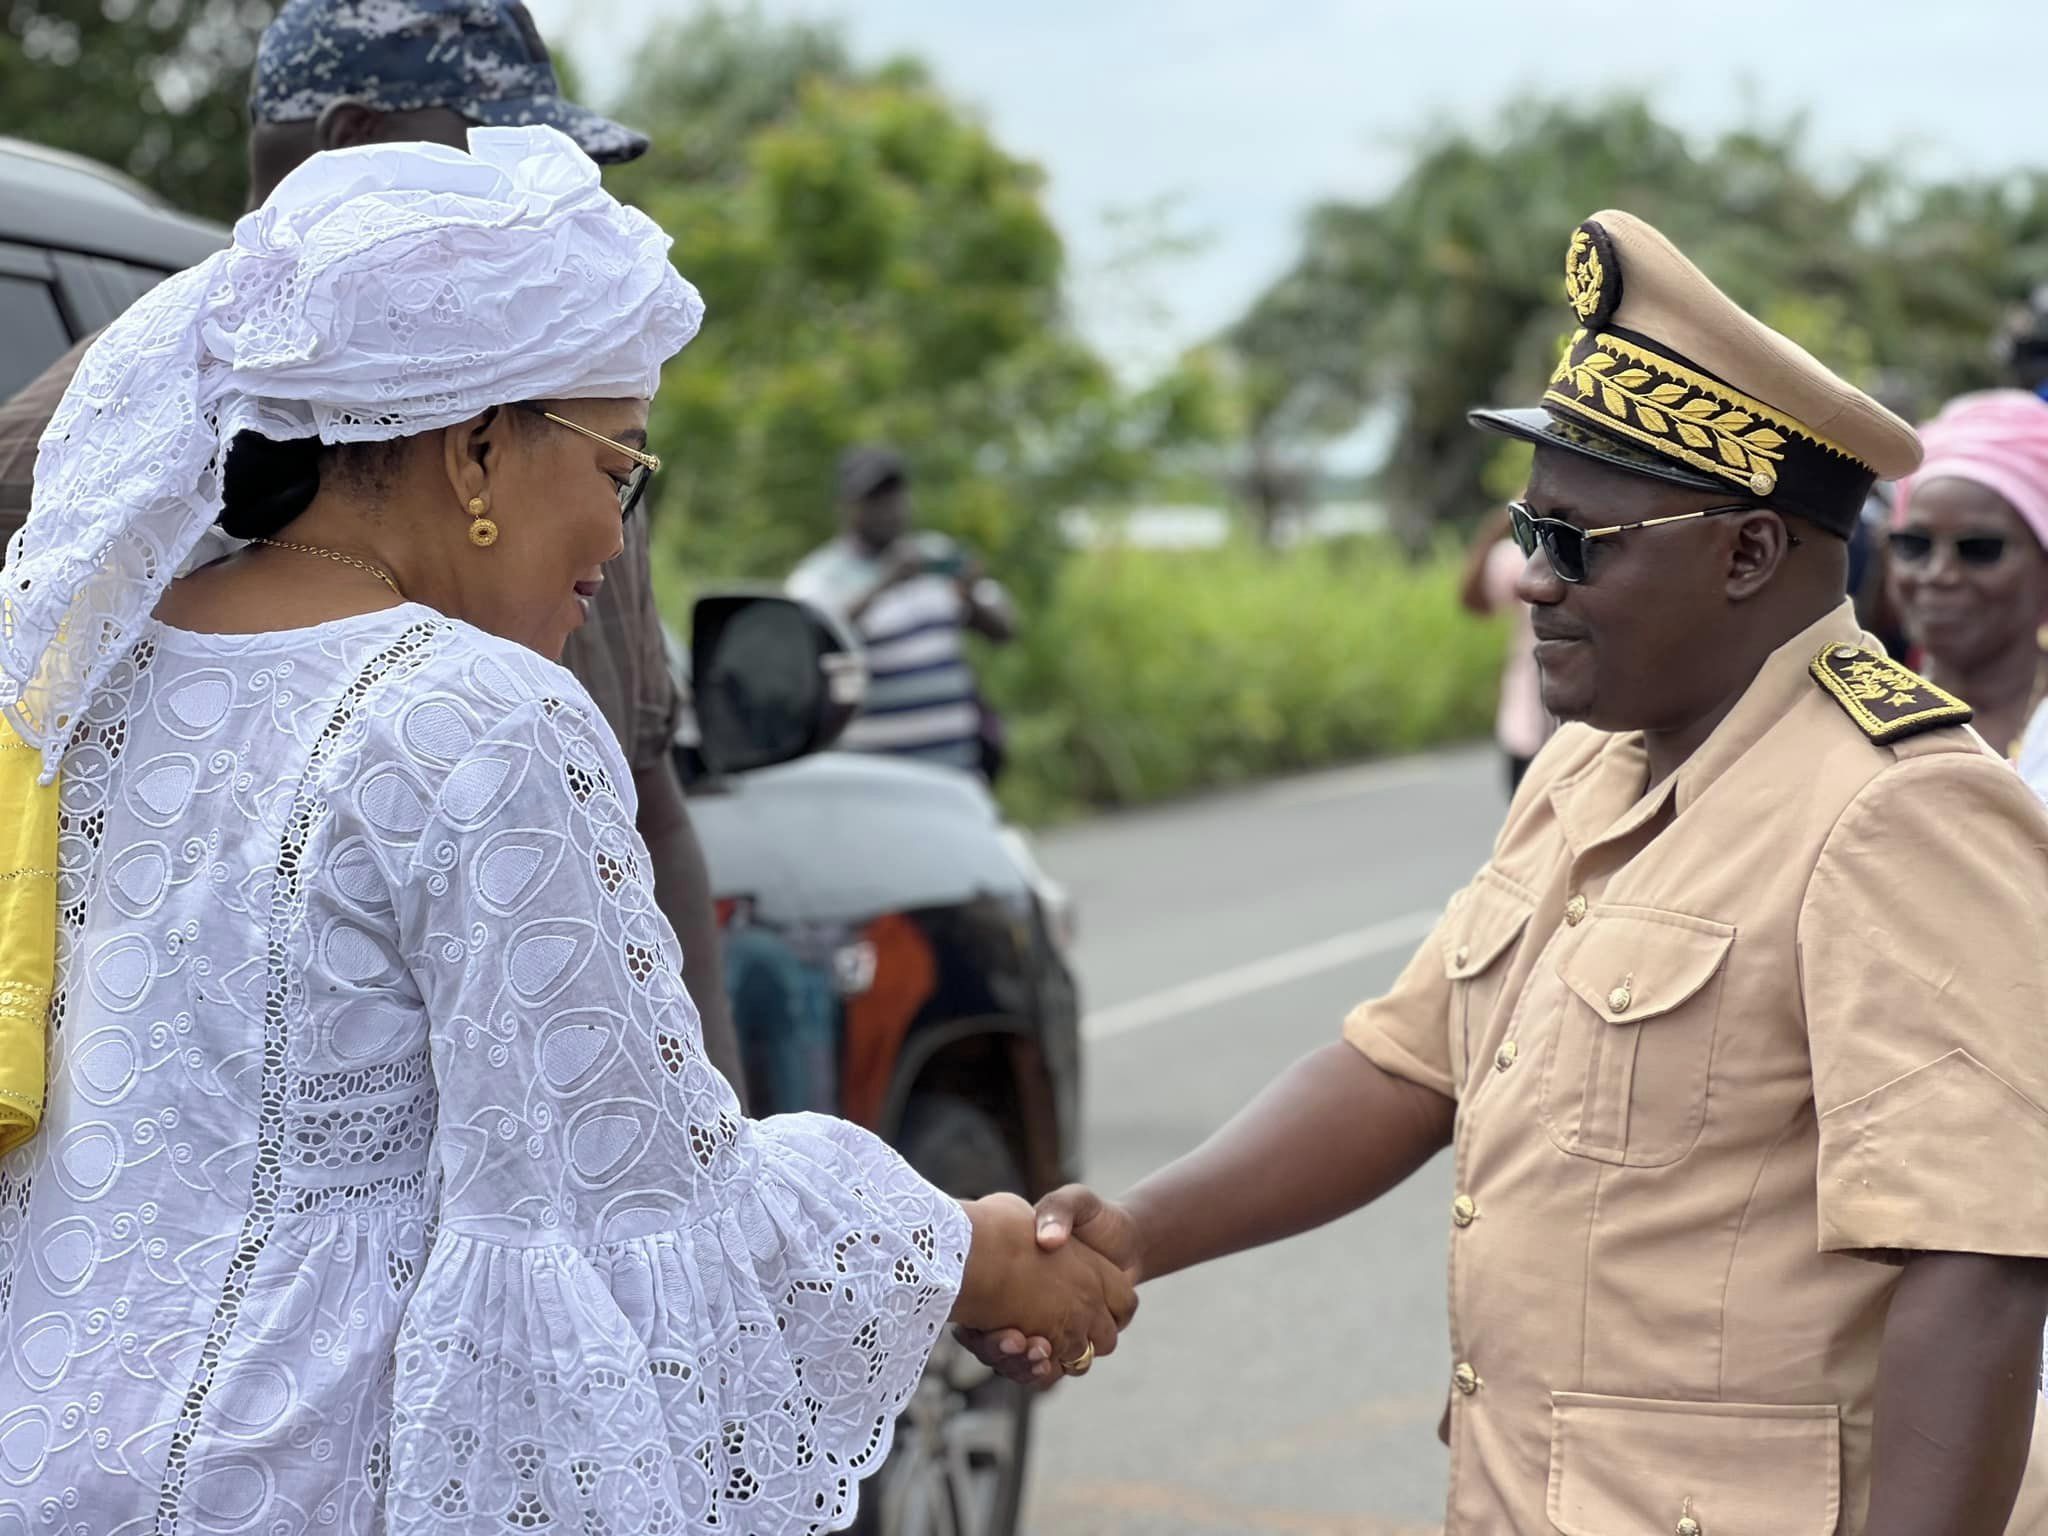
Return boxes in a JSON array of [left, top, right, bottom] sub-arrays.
[[512, 402, 660, 519], [1507, 498, 1761, 585], [1886, 529, 2012, 569]]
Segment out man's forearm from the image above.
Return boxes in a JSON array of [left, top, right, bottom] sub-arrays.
[[635, 756, 748, 1113], [1864, 1251, 2048, 1536], [1125, 1041, 1453, 1282]]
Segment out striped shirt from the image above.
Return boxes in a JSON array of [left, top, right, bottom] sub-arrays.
[[788, 536, 983, 771]]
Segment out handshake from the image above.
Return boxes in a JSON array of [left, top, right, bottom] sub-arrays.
[[950, 1185, 1139, 1387]]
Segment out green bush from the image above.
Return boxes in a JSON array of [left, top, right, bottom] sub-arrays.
[[979, 540, 1505, 824]]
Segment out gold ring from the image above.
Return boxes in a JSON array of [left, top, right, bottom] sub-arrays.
[[1062, 1341, 1095, 1377]]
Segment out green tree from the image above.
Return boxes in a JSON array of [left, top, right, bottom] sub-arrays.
[[1226, 96, 2048, 550], [605, 7, 1210, 610], [2, 0, 275, 221]]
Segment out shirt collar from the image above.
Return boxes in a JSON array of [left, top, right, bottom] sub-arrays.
[[1549, 601, 1863, 858]]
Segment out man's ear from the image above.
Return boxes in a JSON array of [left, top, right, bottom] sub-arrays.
[[314, 99, 386, 150], [1726, 509, 1793, 601]]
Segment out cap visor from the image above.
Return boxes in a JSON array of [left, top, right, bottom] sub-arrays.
[[468, 94, 649, 165], [1468, 405, 1729, 496]]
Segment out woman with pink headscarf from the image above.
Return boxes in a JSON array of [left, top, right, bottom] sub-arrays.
[[1886, 389, 2048, 759]]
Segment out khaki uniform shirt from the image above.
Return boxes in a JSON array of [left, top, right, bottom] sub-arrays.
[[0, 341, 681, 776], [1346, 604, 2048, 1535]]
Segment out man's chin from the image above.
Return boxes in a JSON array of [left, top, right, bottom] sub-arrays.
[[1542, 696, 1592, 726], [1535, 668, 1592, 726]]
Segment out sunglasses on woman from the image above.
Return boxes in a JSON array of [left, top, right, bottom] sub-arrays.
[[1886, 529, 2012, 568], [1506, 499, 1759, 585], [513, 402, 662, 518]]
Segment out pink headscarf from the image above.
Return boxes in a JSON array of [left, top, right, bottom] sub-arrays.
[[1894, 390, 2048, 552]]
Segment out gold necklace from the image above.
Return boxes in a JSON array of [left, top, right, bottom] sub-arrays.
[[251, 538, 404, 600]]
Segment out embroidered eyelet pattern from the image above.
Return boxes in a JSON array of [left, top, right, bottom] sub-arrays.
[[0, 615, 968, 1534], [154, 622, 436, 1530]]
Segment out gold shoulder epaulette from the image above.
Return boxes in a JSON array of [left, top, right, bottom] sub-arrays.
[[1810, 643, 1972, 743]]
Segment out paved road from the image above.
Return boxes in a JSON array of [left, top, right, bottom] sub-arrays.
[[1019, 747, 1506, 1536]]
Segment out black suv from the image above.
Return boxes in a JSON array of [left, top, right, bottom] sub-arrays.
[[0, 135, 1081, 1536]]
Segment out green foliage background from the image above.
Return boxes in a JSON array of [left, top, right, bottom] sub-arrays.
[[1227, 98, 2048, 547], [982, 542, 1503, 824], [9, 8, 2048, 817]]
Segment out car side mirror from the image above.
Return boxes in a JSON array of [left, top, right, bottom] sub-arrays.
[[691, 591, 866, 776]]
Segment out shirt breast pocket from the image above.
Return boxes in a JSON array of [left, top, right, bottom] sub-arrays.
[[1439, 872, 1534, 1091], [1541, 905, 1734, 1167]]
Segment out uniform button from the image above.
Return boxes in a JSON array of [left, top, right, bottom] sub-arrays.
[[1677, 1519, 1702, 1536], [1607, 983, 1633, 1014], [1452, 1362, 1480, 1395], [1454, 945, 1471, 968], [1564, 894, 1588, 926], [1494, 1041, 1518, 1071], [1451, 1194, 1477, 1228]]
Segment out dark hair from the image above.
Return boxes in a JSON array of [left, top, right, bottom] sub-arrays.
[[217, 431, 407, 540], [218, 432, 323, 541]]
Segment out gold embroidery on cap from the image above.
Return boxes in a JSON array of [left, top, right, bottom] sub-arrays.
[[1546, 331, 1861, 498], [1565, 230, 1606, 324], [1809, 643, 1973, 743]]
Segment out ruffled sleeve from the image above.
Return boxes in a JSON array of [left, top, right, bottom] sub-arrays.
[[377, 690, 968, 1535]]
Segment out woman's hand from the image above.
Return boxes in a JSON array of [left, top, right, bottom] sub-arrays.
[[951, 1193, 1138, 1373], [955, 1184, 1146, 1386]]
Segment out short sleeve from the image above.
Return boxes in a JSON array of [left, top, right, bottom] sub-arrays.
[[2018, 698, 2048, 807], [786, 561, 844, 621], [0, 334, 94, 538], [1342, 908, 1459, 1100], [1801, 750, 2048, 1260], [620, 515, 685, 770], [555, 514, 681, 775], [381, 693, 968, 1534]]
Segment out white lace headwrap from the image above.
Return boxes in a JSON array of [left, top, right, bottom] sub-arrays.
[[0, 125, 703, 781]]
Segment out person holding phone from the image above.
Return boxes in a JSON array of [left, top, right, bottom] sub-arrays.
[[789, 445, 1017, 777]]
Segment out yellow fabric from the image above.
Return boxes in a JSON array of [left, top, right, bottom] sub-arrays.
[[0, 715, 55, 1154]]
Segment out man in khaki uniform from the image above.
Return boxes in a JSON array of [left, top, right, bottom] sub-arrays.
[[966, 213, 2048, 1532]]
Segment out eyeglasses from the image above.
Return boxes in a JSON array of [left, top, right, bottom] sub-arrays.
[[514, 402, 661, 518], [1507, 498, 1759, 585], [1886, 529, 2012, 569]]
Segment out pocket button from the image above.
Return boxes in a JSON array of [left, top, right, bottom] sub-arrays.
[[1607, 983, 1633, 1014], [1676, 1520, 1701, 1536]]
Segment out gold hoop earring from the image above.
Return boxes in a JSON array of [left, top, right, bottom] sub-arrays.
[[467, 496, 499, 549]]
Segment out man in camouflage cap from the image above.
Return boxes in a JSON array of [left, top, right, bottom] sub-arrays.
[[0, 0, 750, 1105], [246, 0, 645, 194]]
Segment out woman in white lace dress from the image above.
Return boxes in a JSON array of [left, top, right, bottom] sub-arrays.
[[0, 129, 1131, 1535]]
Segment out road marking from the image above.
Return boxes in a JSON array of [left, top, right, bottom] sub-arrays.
[[1082, 907, 1442, 1041]]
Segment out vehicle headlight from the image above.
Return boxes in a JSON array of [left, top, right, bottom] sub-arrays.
[[995, 825, 1075, 954]]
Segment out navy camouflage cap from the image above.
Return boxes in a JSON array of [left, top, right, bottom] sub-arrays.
[[251, 0, 648, 164]]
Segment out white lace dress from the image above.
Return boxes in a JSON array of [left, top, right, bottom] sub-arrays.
[[0, 605, 968, 1536]]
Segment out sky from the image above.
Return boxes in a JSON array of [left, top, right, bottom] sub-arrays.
[[526, 0, 2047, 379]]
